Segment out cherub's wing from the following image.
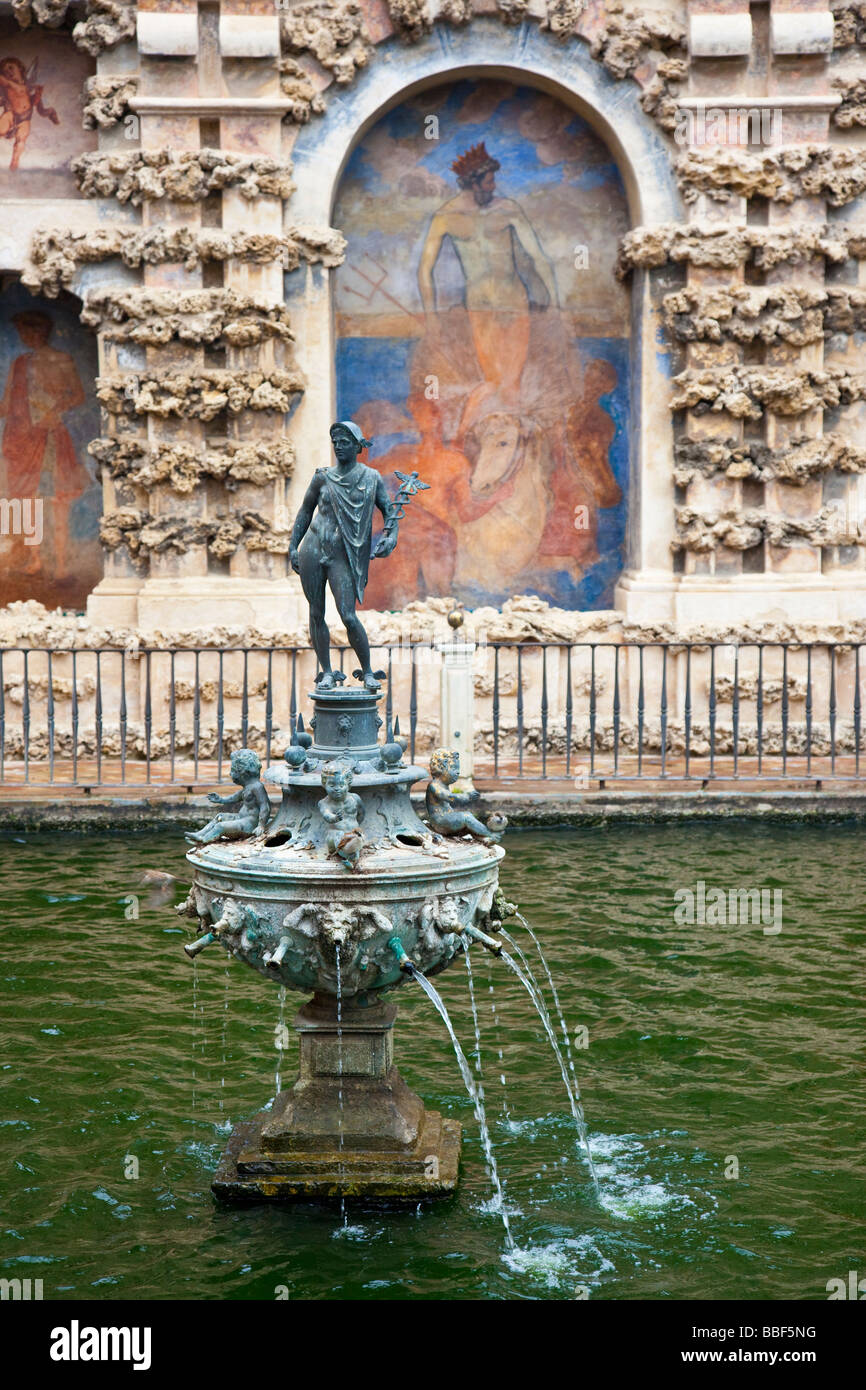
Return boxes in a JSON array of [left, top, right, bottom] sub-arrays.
[[25, 59, 39, 85]]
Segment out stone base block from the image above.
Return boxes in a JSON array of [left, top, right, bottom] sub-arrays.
[[211, 994, 461, 1202], [212, 1108, 461, 1203]]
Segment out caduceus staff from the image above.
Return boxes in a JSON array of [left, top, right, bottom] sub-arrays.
[[391, 469, 431, 519]]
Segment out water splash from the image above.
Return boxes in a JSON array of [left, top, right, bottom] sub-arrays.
[[411, 968, 513, 1251], [499, 937, 598, 1191]]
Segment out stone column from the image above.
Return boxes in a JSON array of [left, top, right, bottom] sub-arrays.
[[763, 0, 835, 588], [438, 638, 477, 786], [679, 0, 754, 601]]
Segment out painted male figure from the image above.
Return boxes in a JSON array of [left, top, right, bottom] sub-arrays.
[[290, 421, 399, 692]]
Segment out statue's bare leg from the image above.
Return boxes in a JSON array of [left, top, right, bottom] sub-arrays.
[[328, 555, 377, 690], [298, 537, 334, 685]]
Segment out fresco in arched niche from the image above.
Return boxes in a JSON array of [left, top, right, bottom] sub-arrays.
[[333, 80, 630, 610], [0, 280, 102, 608], [0, 17, 96, 198]]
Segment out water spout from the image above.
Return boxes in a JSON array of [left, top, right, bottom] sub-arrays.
[[516, 912, 577, 1087], [266, 936, 291, 970], [500, 939, 598, 1191], [184, 930, 217, 959], [411, 968, 514, 1251], [464, 925, 503, 956], [387, 935, 415, 975]]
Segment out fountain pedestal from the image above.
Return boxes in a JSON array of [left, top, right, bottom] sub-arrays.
[[184, 684, 504, 1204], [212, 994, 461, 1202]]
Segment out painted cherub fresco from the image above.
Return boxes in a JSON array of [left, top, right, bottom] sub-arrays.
[[187, 749, 271, 845], [317, 760, 365, 870], [0, 57, 60, 172]]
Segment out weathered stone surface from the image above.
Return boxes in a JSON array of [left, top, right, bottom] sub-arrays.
[[11, 0, 69, 29], [674, 505, 863, 553], [3, 594, 866, 653], [670, 365, 866, 419], [676, 146, 866, 207], [99, 508, 293, 559], [96, 368, 305, 420], [831, 0, 866, 48], [674, 435, 866, 487], [24, 225, 346, 297], [663, 286, 827, 347], [73, 150, 296, 205], [279, 59, 327, 123], [618, 223, 866, 277], [82, 74, 138, 130], [282, 0, 372, 80], [81, 288, 295, 347], [73, 0, 137, 55], [662, 285, 866, 345], [90, 436, 296, 494], [585, 0, 687, 130]]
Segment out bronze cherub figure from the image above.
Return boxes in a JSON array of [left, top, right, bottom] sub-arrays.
[[317, 759, 366, 870], [424, 748, 505, 845], [187, 748, 271, 845]]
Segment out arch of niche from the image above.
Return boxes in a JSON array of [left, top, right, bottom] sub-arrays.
[[284, 17, 683, 622]]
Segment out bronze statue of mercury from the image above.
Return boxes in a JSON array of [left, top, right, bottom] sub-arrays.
[[290, 421, 399, 693]]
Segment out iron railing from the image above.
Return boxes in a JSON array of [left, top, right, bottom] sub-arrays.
[[0, 640, 862, 788]]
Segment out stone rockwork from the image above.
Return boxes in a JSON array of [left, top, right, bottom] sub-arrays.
[[89, 437, 296, 495], [95, 369, 306, 421], [618, 223, 866, 275], [832, 73, 866, 124], [81, 74, 139, 130], [72, 0, 136, 55], [670, 365, 866, 419], [278, 0, 687, 134], [72, 150, 297, 205], [282, 0, 373, 84], [662, 285, 866, 345], [80, 289, 296, 348], [11, 0, 69, 28], [23, 226, 346, 297], [673, 505, 864, 553], [674, 436, 866, 487], [676, 145, 866, 206], [583, 0, 687, 131], [831, 0, 866, 47], [3, 593, 866, 655], [98, 510, 293, 562]]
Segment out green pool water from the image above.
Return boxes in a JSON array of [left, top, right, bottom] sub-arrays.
[[1, 823, 863, 1301]]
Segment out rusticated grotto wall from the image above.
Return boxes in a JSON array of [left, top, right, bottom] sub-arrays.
[[0, 0, 864, 669]]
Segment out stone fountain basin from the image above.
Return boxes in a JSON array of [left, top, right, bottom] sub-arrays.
[[185, 837, 505, 1002]]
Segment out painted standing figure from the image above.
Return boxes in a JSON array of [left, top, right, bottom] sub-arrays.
[[0, 57, 59, 172], [0, 310, 87, 578], [290, 421, 399, 692]]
